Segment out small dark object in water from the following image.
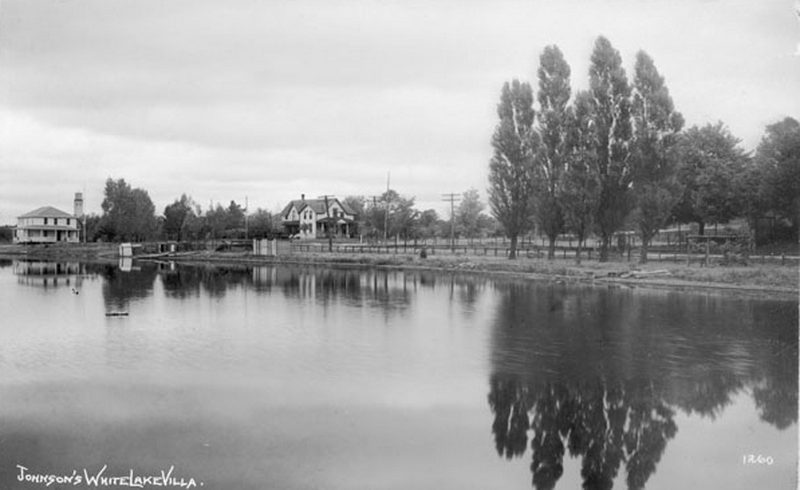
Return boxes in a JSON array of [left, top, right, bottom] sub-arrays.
[[105, 312, 129, 317]]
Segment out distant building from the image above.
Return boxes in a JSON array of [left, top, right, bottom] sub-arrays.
[[280, 194, 357, 239], [14, 193, 84, 243]]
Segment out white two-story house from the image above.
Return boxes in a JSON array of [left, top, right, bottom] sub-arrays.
[[280, 194, 357, 239], [14, 206, 80, 244]]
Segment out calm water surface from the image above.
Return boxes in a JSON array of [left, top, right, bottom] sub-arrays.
[[0, 259, 796, 489]]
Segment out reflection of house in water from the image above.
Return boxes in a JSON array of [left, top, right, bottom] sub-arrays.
[[13, 260, 83, 288]]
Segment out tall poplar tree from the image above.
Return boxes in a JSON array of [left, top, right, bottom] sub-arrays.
[[534, 45, 572, 260], [587, 36, 633, 261], [630, 51, 684, 263], [562, 90, 600, 264], [488, 80, 538, 259]]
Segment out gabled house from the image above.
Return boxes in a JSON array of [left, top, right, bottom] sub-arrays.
[[280, 194, 358, 239], [14, 206, 79, 244]]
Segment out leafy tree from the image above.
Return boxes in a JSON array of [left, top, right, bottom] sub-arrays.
[[488, 80, 538, 259], [478, 214, 502, 238], [534, 45, 572, 259], [674, 123, 748, 234], [343, 195, 366, 236], [204, 203, 228, 239], [99, 178, 157, 242], [182, 206, 204, 241], [416, 208, 441, 239], [247, 208, 275, 238], [225, 200, 245, 234], [163, 194, 197, 241], [0, 225, 12, 242], [629, 51, 684, 263], [362, 190, 418, 239], [755, 117, 800, 237], [456, 188, 486, 240], [362, 196, 385, 240], [83, 213, 103, 242], [587, 36, 634, 261], [384, 189, 418, 239], [562, 91, 600, 264]]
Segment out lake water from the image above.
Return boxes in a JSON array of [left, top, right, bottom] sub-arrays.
[[0, 259, 796, 489]]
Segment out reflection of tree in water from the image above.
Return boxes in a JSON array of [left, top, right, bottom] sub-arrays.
[[749, 300, 799, 430], [159, 264, 255, 298], [278, 267, 412, 313], [752, 342, 797, 430], [152, 264, 493, 319], [159, 264, 202, 298], [488, 283, 797, 489], [100, 263, 158, 310], [490, 376, 678, 490], [200, 266, 251, 297]]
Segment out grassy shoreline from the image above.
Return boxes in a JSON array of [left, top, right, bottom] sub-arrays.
[[1, 243, 797, 298]]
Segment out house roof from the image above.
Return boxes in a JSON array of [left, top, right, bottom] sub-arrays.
[[18, 206, 75, 219], [281, 198, 357, 218]]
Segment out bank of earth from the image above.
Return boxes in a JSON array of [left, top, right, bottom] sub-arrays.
[[1, 243, 797, 300]]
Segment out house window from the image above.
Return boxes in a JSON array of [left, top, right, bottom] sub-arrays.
[[66, 218, 70, 225], [44, 218, 48, 225], [54, 218, 58, 225]]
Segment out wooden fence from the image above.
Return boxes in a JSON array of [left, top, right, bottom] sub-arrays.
[[287, 241, 799, 265]]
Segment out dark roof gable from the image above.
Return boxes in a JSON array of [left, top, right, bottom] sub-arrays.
[[281, 197, 357, 218], [18, 206, 75, 219]]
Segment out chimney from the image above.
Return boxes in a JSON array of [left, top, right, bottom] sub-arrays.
[[73, 192, 84, 218]]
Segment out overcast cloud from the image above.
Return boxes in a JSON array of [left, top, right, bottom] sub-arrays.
[[1, 0, 798, 224]]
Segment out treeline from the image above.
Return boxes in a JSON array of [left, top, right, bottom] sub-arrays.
[[343, 188, 498, 242], [488, 36, 800, 262], [83, 179, 501, 243], [84, 179, 279, 242]]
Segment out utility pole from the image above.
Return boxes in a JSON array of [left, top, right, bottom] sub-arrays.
[[384, 172, 390, 242], [366, 195, 380, 241], [319, 195, 334, 252], [244, 196, 249, 240], [442, 193, 461, 251]]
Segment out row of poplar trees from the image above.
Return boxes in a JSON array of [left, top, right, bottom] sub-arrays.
[[488, 36, 684, 263]]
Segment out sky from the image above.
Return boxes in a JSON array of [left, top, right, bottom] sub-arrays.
[[0, 0, 798, 225]]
